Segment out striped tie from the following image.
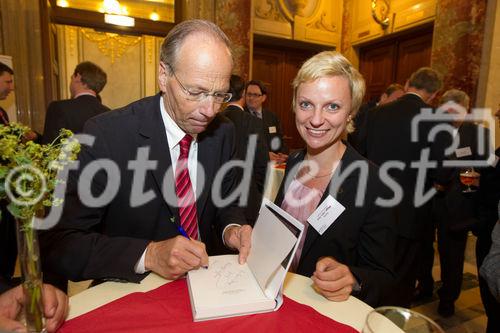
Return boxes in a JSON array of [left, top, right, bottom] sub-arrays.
[[175, 134, 198, 240]]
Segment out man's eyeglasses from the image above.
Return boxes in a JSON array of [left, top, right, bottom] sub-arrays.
[[246, 93, 263, 98], [164, 63, 232, 104]]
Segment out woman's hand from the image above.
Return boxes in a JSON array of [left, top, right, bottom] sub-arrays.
[[311, 257, 356, 302]]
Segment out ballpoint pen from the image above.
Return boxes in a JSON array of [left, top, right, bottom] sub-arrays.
[[170, 217, 208, 269]]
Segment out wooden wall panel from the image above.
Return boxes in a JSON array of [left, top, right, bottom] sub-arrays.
[[359, 27, 433, 103], [252, 44, 317, 150]]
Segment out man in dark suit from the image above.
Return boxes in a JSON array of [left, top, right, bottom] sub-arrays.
[[245, 80, 288, 163], [364, 67, 450, 307], [429, 90, 491, 316], [0, 62, 14, 126], [41, 61, 109, 144], [348, 83, 404, 156], [39, 20, 251, 285], [222, 75, 269, 225], [0, 62, 18, 290]]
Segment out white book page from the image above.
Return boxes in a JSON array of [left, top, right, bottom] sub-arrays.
[[247, 201, 299, 292], [188, 255, 269, 310]]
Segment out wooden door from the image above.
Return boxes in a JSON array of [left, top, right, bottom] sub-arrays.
[[359, 42, 397, 102], [359, 26, 433, 102], [395, 33, 433, 84], [252, 44, 317, 151]]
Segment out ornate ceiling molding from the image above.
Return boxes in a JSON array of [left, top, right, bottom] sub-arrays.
[[371, 0, 390, 29], [80, 28, 142, 63]]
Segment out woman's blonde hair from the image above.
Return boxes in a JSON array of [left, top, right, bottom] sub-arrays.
[[292, 51, 365, 133]]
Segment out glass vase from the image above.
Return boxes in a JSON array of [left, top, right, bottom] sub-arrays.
[[15, 216, 46, 333]]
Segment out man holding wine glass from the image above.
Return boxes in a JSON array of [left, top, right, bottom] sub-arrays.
[[431, 89, 490, 317]]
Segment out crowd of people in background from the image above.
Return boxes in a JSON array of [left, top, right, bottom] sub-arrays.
[[0, 18, 499, 333]]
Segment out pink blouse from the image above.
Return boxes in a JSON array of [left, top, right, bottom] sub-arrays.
[[281, 177, 330, 272]]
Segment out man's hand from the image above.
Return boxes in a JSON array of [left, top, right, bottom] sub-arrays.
[[145, 236, 209, 280], [223, 225, 252, 264], [0, 284, 68, 333], [311, 257, 356, 302]]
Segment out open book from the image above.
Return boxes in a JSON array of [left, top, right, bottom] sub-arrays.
[[187, 199, 304, 321]]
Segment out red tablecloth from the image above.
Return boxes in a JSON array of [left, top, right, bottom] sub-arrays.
[[58, 279, 358, 332]]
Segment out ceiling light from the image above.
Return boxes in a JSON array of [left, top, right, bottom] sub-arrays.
[[150, 11, 160, 21], [57, 0, 69, 7], [104, 14, 135, 27], [102, 0, 122, 14]]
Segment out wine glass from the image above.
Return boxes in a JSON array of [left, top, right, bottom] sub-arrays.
[[363, 306, 444, 333], [459, 167, 480, 193]]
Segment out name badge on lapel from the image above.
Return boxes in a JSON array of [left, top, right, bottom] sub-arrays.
[[268, 126, 277, 133], [455, 146, 472, 158], [307, 195, 346, 235]]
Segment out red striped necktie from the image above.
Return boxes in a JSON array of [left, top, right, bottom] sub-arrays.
[[175, 134, 198, 240]]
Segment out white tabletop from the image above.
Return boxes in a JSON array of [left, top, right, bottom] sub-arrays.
[[68, 272, 373, 331], [263, 165, 285, 201]]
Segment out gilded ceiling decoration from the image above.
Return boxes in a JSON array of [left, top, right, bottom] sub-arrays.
[[80, 28, 142, 63]]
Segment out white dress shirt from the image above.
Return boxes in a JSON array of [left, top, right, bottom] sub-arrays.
[[135, 97, 198, 273]]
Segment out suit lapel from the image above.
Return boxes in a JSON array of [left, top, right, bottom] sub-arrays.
[[137, 94, 178, 219], [195, 125, 217, 218]]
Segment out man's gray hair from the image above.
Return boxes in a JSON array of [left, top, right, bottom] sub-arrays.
[[160, 19, 233, 71], [439, 89, 470, 109]]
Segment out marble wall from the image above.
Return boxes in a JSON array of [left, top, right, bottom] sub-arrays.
[[215, 0, 251, 78], [431, 0, 487, 105], [0, 0, 46, 132]]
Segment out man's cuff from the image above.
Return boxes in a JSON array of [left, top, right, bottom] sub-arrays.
[[222, 223, 241, 247], [134, 248, 149, 274]]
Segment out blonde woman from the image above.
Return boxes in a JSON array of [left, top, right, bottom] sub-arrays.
[[275, 51, 396, 307]]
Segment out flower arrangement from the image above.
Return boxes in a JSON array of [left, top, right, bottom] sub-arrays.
[[0, 122, 80, 332]]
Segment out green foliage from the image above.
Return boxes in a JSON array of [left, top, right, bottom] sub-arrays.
[[0, 123, 80, 221]]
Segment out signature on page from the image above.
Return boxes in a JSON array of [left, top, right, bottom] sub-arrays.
[[211, 260, 246, 289]]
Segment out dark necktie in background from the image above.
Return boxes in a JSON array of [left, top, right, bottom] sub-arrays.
[[175, 134, 198, 240]]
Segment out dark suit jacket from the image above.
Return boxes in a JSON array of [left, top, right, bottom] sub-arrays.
[[275, 145, 397, 307], [222, 104, 269, 224], [364, 93, 451, 240], [40, 94, 245, 283], [246, 107, 288, 153], [347, 100, 377, 156], [41, 95, 110, 144]]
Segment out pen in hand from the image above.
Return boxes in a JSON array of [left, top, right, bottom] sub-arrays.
[[171, 217, 208, 269]]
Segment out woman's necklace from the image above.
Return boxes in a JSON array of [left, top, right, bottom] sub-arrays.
[[305, 169, 335, 178]]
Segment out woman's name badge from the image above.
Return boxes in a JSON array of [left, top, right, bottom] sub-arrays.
[[268, 126, 277, 133], [307, 195, 346, 235]]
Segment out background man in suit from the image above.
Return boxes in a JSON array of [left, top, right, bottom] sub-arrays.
[[245, 80, 288, 163], [364, 67, 450, 307], [41, 61, 109, 144], [429, 90, 489, 316], [0, 62, 14, 125], [40, 20, 251, 285], [222, 74, 269, 225], [0, 62, 18, 291], [348, 83, 404, 155]]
